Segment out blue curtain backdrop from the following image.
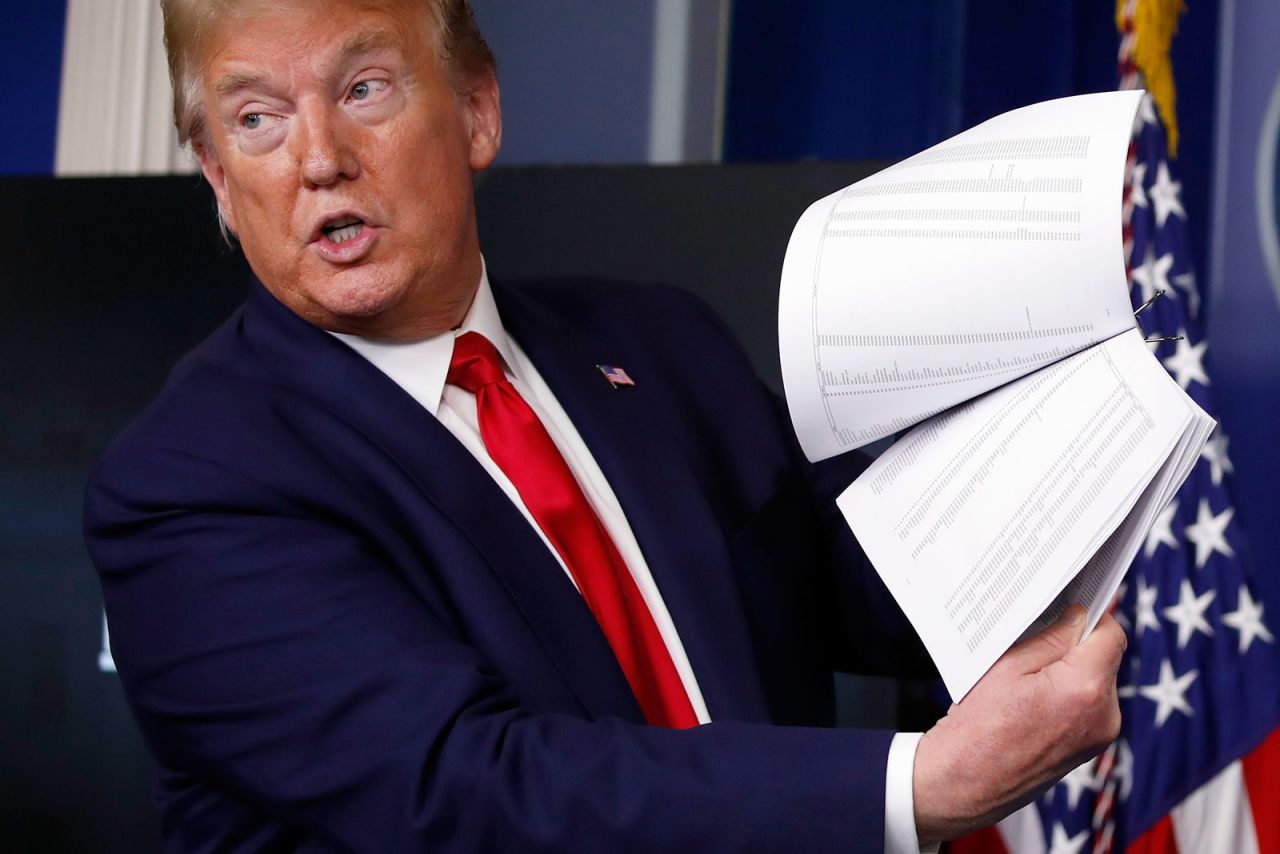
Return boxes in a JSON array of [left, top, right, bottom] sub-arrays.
[[725, 0, 1220, 294], [1207, 0, 1280, 620], [1, 1, 67, 175]]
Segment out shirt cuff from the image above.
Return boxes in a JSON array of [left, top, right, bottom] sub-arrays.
[[884, 732, 939, 854]]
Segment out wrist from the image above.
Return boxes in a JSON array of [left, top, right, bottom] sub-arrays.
[[912, 725, 990, 844]]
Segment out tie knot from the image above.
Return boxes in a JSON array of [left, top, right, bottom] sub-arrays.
[[448, 331, 507, 393]]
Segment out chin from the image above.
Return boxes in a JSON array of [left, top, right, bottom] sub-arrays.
[[310, 269, 409, 325]]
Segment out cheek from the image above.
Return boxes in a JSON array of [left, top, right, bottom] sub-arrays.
[[399, 142, 476, 225], [228, 168, 296, 239], [227, 189, 303, 280], [388, 103, 473, 183]]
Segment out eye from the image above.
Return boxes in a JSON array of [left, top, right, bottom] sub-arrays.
[[348, 79, 388, 102], [241, 113, 264, 130]]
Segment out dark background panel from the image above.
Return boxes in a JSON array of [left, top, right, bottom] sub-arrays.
[[0, 175, 253, 853]]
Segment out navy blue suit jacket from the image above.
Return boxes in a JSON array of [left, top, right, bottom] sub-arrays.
[[85, 277, 931, 852]]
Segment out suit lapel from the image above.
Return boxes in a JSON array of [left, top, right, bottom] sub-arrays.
[[241, 283, 645, 724], [496, 281, 772, 723]]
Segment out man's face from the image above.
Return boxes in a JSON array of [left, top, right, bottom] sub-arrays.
[[197, 0, 501, 339]]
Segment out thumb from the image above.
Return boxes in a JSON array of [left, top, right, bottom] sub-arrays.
[[1062, 612, 1128, 676], [1007, 604, 1088, 675]]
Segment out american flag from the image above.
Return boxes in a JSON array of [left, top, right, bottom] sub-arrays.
[[950, 36, 1280, 854], [597, 364, 636, 388]]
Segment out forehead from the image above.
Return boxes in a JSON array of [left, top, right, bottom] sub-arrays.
[[200, 0, 440, 86]]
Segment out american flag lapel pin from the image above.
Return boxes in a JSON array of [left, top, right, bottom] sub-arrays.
[[596, 364, 636, 389]]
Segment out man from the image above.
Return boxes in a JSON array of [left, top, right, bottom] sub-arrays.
[[85, 0, 1127, 850]]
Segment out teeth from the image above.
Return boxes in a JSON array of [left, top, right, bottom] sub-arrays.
[[329, 223, 363, 245], [328, 215, 361, 229]]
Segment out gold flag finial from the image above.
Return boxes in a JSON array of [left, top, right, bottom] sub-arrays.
[[1117, 0, 1186, 156]]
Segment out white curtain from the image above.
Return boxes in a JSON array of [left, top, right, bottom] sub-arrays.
[[55, 0, 195, 176]]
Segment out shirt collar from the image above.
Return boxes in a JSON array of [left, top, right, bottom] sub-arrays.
[[329, 259, 516, 416]]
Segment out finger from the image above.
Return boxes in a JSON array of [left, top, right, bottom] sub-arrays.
[[1063, 613, 1128, 676], [1005, 604, 1088, 674]]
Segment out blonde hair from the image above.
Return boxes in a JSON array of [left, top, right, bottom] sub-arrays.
[[160, 0, 496, 152]]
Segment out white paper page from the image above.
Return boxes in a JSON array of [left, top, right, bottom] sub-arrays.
[[780, 91, 1143, 461], [837, 329, 1195, 699], [1027, 391, 1214, 638]]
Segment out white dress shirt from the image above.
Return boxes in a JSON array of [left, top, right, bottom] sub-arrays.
[[331, 266, 928, 853]]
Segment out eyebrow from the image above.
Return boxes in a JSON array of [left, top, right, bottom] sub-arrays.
[[334, 28, 401, 62], [211, 29, 403, 100], [213, 69, 268, 99]]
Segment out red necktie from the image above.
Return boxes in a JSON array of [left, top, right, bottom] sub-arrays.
[[448, 331, 697, 728]]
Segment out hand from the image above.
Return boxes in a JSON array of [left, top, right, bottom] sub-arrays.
[[912, 605, 1126, 844]]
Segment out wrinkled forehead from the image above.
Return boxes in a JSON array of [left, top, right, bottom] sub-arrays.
[[195, 0, 444, 79]]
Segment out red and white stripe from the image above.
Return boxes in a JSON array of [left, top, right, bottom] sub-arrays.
[[947, 728, 1280, 854], [1119, 0, 1140, 271]]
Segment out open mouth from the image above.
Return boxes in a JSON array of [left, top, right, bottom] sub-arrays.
[[321, 215, 366, 245]]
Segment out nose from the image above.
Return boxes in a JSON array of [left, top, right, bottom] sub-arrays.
[[292, 99, 360, 187]]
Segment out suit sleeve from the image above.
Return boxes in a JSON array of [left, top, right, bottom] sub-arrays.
[[86, 445, 896, 853]]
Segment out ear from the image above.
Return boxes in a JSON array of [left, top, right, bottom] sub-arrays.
[[196, 144, 239, 234], [465, 74, 502, 172]]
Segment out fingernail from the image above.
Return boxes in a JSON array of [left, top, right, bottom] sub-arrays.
[[1063, 605, 1084, 626]]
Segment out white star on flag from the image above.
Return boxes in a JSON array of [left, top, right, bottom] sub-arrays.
[[1047, 822, 1089, 854], [1135, 575, 1162, 638], [1138, 659, 1198, 727], [1058, 757, 1100, 809], [1163, 579, 1215, 648], [1136, 94, 1159, 130], [1161, 332, 1209, 390], [1144, 499, 1179, 558], [1114, 581, 1132, 632], [1184, 498, 1235, 569], [1200, 431, 1233, 486], [1130, 162, 1149, 209], [1222, 585, 1274, 654], [1111, 738, 1134, 801], [1172, 269, 1201, 318], [1131, 245, 1174, 306], [1149, 160, 1186, 227]]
